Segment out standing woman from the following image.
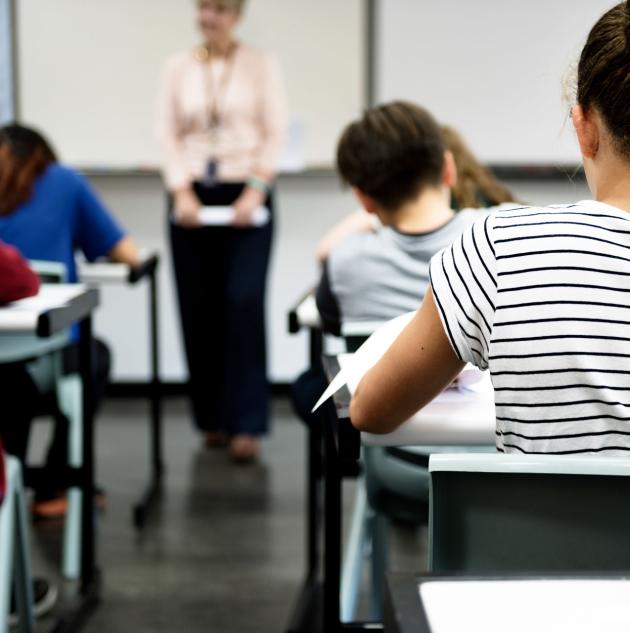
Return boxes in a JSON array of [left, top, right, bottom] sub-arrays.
[[157, 0, 287, 462]]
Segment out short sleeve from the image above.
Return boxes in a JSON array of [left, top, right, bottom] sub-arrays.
[[73, 171, 125, 261], [429, 214, 498, 369]]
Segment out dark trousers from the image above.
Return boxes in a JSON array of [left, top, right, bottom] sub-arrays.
[[0, 339, 110, 498], [169, 182, 273, 436]]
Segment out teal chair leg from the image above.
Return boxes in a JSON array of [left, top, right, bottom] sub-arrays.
[[0, 457, 35, 633], [340, 481, 369, 622], [57, 373, 82, 581], [368, 511, 389, 622]]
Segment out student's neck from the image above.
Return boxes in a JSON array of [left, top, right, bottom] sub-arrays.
[[591, 158, 630, 214], [379, 188, 454, 233]]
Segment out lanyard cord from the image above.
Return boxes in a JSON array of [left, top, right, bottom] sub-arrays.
[[202, 42, 239, 131]]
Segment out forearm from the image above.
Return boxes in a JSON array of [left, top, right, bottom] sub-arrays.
[[349, 289, 464, 434], [108, 236, 140, 267]]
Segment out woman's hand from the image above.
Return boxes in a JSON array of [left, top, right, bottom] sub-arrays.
[[232, 186, 266, 227], [174, 186, 202, 228]]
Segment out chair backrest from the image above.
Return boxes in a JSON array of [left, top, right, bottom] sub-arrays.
[[29, 260, 67, 283], [0, 436, 5, 507], [428, 453, 630, 574]]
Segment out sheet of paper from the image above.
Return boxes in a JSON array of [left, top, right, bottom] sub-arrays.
[[0, 284, 88, 331], [420, 579, 630, 633], [312, 311, 415, 412], [198, 206, 270, 227]]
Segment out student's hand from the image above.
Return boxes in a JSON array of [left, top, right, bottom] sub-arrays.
[[232, 186, 265, 228], [109, 236, 140, 267], [174, 187, 202, 228]]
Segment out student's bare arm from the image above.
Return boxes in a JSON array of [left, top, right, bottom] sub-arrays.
[[349, 287, 464, 434], [108, 236, 140, 268], [316, 210, 375, 264]]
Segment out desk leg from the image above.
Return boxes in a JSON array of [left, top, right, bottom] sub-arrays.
[[78, 316, 96, 592], [133, 271, 164, 529], [323, 400, 341, 633]]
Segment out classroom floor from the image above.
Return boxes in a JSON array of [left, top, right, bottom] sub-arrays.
[[27, 396, 426, 633]]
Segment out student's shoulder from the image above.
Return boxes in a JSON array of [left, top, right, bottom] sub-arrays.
[[328, 230, 381, 268], [40, 163, 85, 191]]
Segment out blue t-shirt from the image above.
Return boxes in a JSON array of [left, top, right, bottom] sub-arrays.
[[0, 163, 125, 282]]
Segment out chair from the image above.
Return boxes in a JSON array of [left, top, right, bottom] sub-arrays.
[[0, 453, 35, 633], [339, 324, 498, 622], [0, 261, 82, 580], [428, 453, 630, 574]]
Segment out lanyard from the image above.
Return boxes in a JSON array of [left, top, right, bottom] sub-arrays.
[[201, 43, 239, 134]]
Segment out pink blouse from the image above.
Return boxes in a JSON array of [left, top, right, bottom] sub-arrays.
[[156, 43, 287, 191]]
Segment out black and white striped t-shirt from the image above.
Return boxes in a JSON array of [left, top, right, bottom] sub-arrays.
[[430, 201, 630, 455]]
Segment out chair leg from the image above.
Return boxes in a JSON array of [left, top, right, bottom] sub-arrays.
[[11, 460, 35, 633], [0, 458, 35, 633], [369, 511, 389, 622], [57, 374, 83, 580], [340, 480, 369, 622]]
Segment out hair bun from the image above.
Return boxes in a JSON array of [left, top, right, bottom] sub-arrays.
[[626, 0, 630, 46]]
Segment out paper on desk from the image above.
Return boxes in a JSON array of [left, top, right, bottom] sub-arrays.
[[199, 206, 270, 227], [311, 311, 415, 412], [420, 579, 630, 633]]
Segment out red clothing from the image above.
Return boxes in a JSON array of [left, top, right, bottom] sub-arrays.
[[0, 241, 39, 303]]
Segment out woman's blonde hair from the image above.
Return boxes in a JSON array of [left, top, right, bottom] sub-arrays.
[[442, 125, 517, 209], [197, 0, 246, 12]]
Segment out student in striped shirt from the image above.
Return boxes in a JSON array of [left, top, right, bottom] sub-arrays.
[[350, 0, 630, 456]]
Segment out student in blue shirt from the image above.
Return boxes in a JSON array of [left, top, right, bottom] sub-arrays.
[[0, 123, 139, 518]]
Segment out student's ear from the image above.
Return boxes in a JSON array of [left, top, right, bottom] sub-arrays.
[[442, 150, 457, 188], [572, 104, 599, 159], [353, 188, 379, 215]]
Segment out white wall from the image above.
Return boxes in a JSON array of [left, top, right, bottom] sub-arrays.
[[88, 172, 590, 385]]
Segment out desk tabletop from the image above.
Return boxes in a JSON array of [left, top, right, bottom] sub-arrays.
[[333, 354, 496, 447], [0, 284, 99, 336], [385, 573, 630, 633], [78, 252, 159, 285]]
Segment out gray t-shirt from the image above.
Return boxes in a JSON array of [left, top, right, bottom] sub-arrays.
[[316, 209, 484, 331]]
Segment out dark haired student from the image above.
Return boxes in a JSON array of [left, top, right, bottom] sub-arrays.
[[316, 101, 485, 332], [351, 1, 630, 456], [292, 101, 487, 426], [0, 123, 140, 518]]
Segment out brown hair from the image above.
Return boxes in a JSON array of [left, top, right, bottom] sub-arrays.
[[577, 1, 630, 158], [336, 101, 445, 211], [0, 124, 57, 217], [441, 126, 517, 209]]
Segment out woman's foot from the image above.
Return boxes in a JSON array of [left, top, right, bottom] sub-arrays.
[[205, 430, 228, 449], [229, 435, 259, 463]]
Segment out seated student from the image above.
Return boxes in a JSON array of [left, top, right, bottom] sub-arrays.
[[315, 124, 518, 264], [292, 102, 486, 423], [350, 0, 630, 456], [316, 103, 487, 332], [0, 123, 140, 518], [0, 243, 58, 621]]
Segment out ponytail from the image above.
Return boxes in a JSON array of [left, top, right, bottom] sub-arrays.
[[577, 1, 630, 158]]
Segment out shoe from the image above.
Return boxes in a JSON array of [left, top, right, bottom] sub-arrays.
[[9, 577, 58, 625], [32, 487, 107, 520], [229, 435, 259, 464], [204, 430, 228, 449]]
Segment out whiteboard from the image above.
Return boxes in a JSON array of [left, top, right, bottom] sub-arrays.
[[376, 0, 614, 166], [16, 0, 365, 170]]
